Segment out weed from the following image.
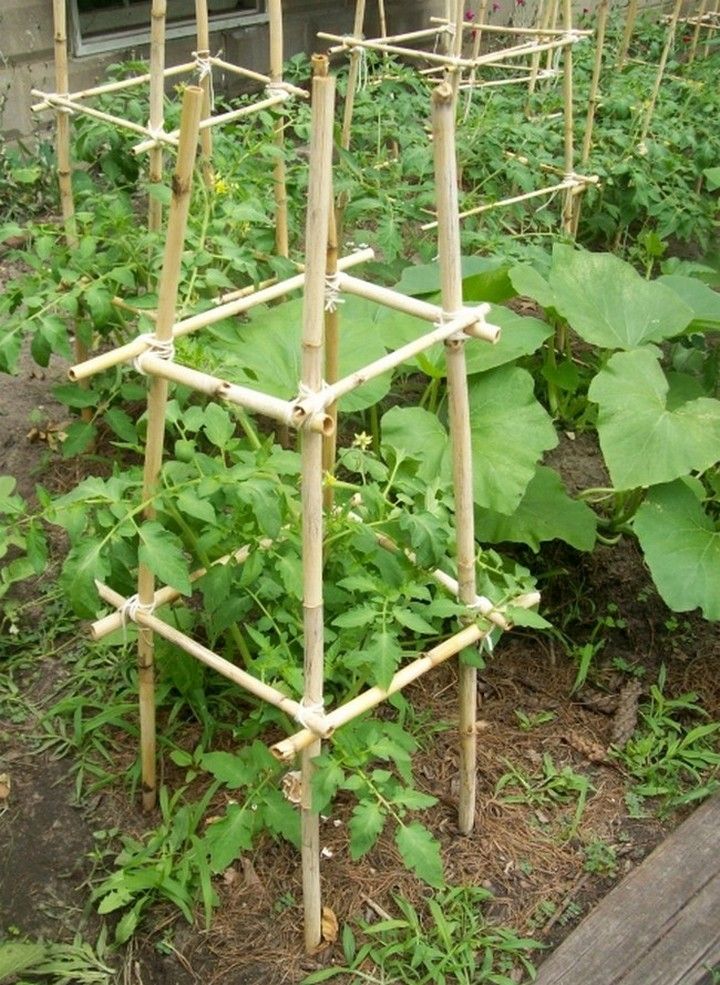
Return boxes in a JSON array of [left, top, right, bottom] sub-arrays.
[[0, 930, 115, 984], [495, 754, 593, 841], [514, 709, 557, 731], [582, 839, 618, 876]]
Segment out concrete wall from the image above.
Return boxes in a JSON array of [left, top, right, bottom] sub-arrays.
[[0, 0, 445, 140]]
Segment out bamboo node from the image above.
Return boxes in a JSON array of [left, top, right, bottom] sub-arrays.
[[294, 697, 326, 732], [133, 334, 176, 375], [324, 273, 345, 313]]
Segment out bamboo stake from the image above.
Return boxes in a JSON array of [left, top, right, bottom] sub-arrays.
[[463, 0, 489, 115], [92, 544, 256, 640], [638, 0, 683, 145], [702, 0, 719, 59], [31, 62, 196, 112], [341, 0, 367, 151], [617, 0, 638, 67], [422, 176, 593, 227], [432, 80, 478, 835], [299, 53, 335, 954], [68, 248, 374, 382], [268, 0, 289, 257], [148, 0, 166, 232], [544, 0, 561, 72], [573, 0, 608, 236], [560, 0, 575, 235], [448, 0, 465, 94], [195, 0, 214, 188], [32, 90, 160, 140], [688, 0, 708, 62], [271, 592, 541, 762], [528, 0, 552, 96], [96, 584, 331, 736], [135, 86, 203, 812], [432, 15, 590, 37], [322, 204, 340, 509], [208, 55, 307, 97], [132, 93, 288, 154], [377, 0, 388, 38], [138, 354, 333, 434], [336, 272, 487, 323]]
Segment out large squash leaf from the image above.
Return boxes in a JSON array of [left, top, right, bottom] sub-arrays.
[[634, 481, 720, 620], [588, 349, 720, 490], [658, 274, 720, 333]]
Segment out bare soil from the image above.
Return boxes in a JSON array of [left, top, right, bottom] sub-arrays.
[[1, 337, 719, 984]]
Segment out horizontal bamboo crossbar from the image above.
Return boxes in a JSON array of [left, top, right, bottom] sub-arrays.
[[32, 61, 197, 112], [68, 248, 374, 382], [132, 91, 289, 153], [138, 354, 333, 434], [460, 70, 558, 89], [96, 582, 332, 738], [208, 55, 308, 98], [30, 89, 156, 139], [430, 16, 592, 37], [271, 589, 541, 761], [318, 32, 480, 69], [337, 272, 485, 324]]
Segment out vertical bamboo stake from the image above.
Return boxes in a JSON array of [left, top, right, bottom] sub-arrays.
[[268, 0, 289, 256], [148, 0, 166, 232], [638, 0, 682, 145], [527, 0, 550, 97], [688, 0, 708, 63], [322, 203, 339, 510], [300, 54, 335, 953], [617, 0, 637, 67], [341, 0, 368, 151], [561, 0, 575, 235], [377, 0, 388, 38], [573, 0, 608, 235], [464, 0, 489, 108], [136, 87, 203, 812], [448, 0, 466, 94], [195, 0, 214, 188], [544, 0, 561, 71], [432, 82, 478, 836], [703, 0, 719, 59]]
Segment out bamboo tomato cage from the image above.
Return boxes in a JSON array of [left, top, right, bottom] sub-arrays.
[[73, 55, 541, 951]]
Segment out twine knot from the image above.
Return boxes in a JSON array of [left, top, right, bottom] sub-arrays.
[[324, 273, 345, 313], [133, 334, 176, 375], [294, 697, 325, 730], [121, 594, 155, 625]]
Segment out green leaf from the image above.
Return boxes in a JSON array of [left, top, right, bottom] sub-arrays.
[[0, 941, 49, 978], [104, 408, 138, 444], [366, 630, 403, 690], [392, 606, 437, 636], [138, 521, 191, 596], [588, 349, 720, 489], [201, 751, 258, 787], [395, 822, 444, 888], [393, 256, 511, 298], [61, 420, 96, 458], [61, 538, 109, 616], [333, 605, 378, 629], [381, 406, 448, 483], [312, 757, 346, 813], [465, 306, 552, 376], [204, 403, 236, 449], [397, 510, 450, 568], [177, 490, 216, 525], [260, 787, 301, 848], [516, 246, 693, 349], [204, 804, 255, 872], [469, 366, 557, 513], [348, 800, 385, 859], [474, 466, 597, 552], [704, 166, 720, 191], [658, 274, 720, 332], [634, 481, 720, 621]]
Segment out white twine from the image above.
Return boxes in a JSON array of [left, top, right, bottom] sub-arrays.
[[265, 82, 290, 100], [295, 381, 332, 422], [193, 50, 215, 112], [351, 45, 369, 91], [133, 334, 176, 375], [324, 272, 345, 313], [121, 594, 155, 625], [294, 697, 325, 730]]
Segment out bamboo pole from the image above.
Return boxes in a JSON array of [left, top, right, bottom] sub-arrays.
[[561, 0, 575, 235], [638, 0, 683, 145], [68, 248, 374, 382], [32, 90, 161, 140], [341, 0, 367, 151], [705, 2, 720, 58], [377, 0, 388, 38], [432, 81, 478, 835], [448, 0, 465, 93], [31, 62, 196, 113], [299, 53, 335, 954], [688, 0, 708, 62], [528, 0, 552, 96], [573, 0, 608, 236], [92, 544, 256, 640], [208, 55, 307, 97], [148, 0, 166, 233], [132, 92, 288, 154], [337, 272, 487, 323], [544, 0, 561, 72], [422, 176, 593, 228], [271, 591, 541, 762], [432, 15, 590, 36], [96, 584, 331, 737], [268, 0, 289, 257], [195, 0, 214, 188], [463, 0, 489, 114], [322, 205, 340, 509], [135, 86, 203, 812], [617, 0, 638, 67], [138, 354, 333, 434]]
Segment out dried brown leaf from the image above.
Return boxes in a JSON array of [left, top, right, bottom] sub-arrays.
[[321, 906, 339, 943]]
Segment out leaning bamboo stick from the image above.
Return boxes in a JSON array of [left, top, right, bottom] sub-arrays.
[[341, 0, 367, 151], [96, 584, 331, 737], [32, 90, 158, 140], [271, 592, 541, 762], [432, 80, 478, 836], [132, 93, 288, 154], [92, 544, 255, 640], [688, 0, 708, 62], [268, 0, 289, 257], [561, 0, 575, 236], [429, 176, 581, 227], [299, 53, 335, 955], [639, 0, 682, 145], [431, 16, 591, 37], [573, 0, 608, 236], [195, 0, 214, 188], [322, 204, 340, 509], [135, 87, 203, 812], [138, 355, 333, 434], [337, 272, 482, 323], [208, 55, 307, 98], [319, 32, 477, 67], [147, 0, 166, 233], [31, 62, 196, 113], [617, 0, 638, 67], [68, 248, 373, 382], [297, 308, 498, 413]]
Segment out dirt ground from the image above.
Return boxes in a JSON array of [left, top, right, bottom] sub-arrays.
[[1, 333, 719, 984]]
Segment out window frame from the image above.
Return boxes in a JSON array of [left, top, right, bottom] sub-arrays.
[[68, 0, 269, 57]]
